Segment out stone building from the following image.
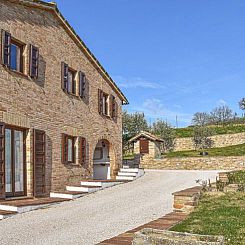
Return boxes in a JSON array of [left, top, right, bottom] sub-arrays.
[[129, 131, 163, 159], [0, 0, 128, 200]]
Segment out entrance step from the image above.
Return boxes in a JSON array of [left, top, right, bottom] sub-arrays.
[[118, 172, 138, 177], [66, 185, 102, 193], [116, 175, 135, 181], [0, 197, 69, 213], [80, 180, 123, 189], [120, 168, 139, 173], [50, 191, 86, 200], [0, 210, 17, 220], [116, 168, 145, 181]]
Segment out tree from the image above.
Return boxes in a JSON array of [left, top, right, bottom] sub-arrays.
[[239, 98, 245, 111], [192, 112, 210, 126], [209, 105, 235, 124], [122, 111, 148, 144], [192, 126, 214, 152], [151, 120, 176, 153]]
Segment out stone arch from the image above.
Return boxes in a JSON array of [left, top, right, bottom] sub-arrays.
[[92, 137, 118, 180]]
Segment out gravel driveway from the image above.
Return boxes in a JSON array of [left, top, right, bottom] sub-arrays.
[[0, 170, 219, 245]]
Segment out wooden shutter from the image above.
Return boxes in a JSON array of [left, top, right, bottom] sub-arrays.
[[29, 44, 39, 79], [1, 30, 11, 67], [61, 62, 68, 92], [140, 138, 149, 154], [98, 89, 103, 114], [79, 137, 86, 165], [33, 129, 46, 197], [0, 123, 5, 199], [79, 71, 86, 98], [61, 133, 68, 164]]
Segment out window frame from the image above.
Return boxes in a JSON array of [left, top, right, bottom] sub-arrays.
[[62, 134, 76, 165], [67, 68, 76, 95], [10, 38, 24, 73], [102, 92, 109, 116]]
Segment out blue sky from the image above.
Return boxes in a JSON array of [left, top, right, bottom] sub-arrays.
[[51, 0, 245, 127]]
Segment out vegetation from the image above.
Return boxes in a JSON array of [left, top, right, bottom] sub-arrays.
[[174, 124, 245, 138], [239, 98, 245, 111], [170, 192, 245, 245], [151, 120, 176, 153], [192, 126, 214, 151], [165, 143, 245, 158], [122, 111, 148, 143]]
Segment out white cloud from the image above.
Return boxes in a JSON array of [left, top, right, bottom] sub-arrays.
[[133, 98, 192, 126], [217, 99, 227, 106], [113, 75, 165, 89]]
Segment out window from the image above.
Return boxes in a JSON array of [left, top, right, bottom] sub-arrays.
[[2, 31, 25, 73], [62, 134, 75, 164], [98, 89, 109, 116], [110, 95, 118, 122], [61, 63, 76, 95], [10, 40, 24, 72]]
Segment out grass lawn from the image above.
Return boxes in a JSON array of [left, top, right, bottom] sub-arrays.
[[170, 192, 245, 245], [174, 124, 245, 138], [165, 143, 245, 158]]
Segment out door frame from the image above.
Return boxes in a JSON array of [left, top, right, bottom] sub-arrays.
[[139, 138, 149, 154], [5, 125, 27, 198]]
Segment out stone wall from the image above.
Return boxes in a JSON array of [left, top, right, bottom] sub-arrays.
[[0, 0, 124, 194], [141, 156, 245, 170], [175, 132, 245, 151]]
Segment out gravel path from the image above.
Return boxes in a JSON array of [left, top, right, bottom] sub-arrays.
[[0, 170, 219, 245]]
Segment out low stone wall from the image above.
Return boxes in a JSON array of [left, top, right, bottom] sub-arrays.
[[175, 132, 245, 151], [141, 156, 245, 170]]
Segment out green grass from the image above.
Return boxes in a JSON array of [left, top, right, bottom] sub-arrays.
[[123, 153, 135, 160], [174, 124, 245, 138], [165, 143, 245, 158], [170, 192, 245, 245], [227, 171, 245, 185]]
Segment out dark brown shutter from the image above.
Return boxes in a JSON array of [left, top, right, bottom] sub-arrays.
[[114, 101, 118, 122], [0, 123, 5, 199], [61, 133, 68, 164], [79, 137, 86, 165], [98, 89, 103, 114], [29, 44, 39, 79], [140, 138, 149, 154], [1, 30, 11, 67], [79, 71, 86, 98], [61, 62, 68, 92], [33, 129, 46, 197]]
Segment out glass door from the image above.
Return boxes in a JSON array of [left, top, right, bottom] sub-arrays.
[[5, 128, 25, 197]]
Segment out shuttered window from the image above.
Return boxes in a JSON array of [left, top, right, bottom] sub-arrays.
[[0, 123, 5, 199], [29, 45, 39, 79], [1, 30, 11, 67], [62, 134, 75, 164], [79, 137, 86, 165], [79, 71, 86, 98]]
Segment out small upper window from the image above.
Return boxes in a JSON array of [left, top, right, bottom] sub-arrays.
[[10, 40, 24, 73], [67, 69, 76, 94]]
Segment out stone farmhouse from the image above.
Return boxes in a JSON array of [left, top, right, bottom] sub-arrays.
[[0, 0, 128, 200]]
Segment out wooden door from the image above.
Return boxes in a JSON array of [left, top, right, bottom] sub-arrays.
[[0, 123, 5, 199], [33, 129, 46, 197], [140, 139, 149, 154]]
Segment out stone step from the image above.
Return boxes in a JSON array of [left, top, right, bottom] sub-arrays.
[[0, 210, 17, 220], [116, 176, 135, 181], [117, 172, 138, 177], [120, 168, 139, 173], [0, 197, 69, 213], [50, 191, 86, 199], [66, 185, 102, 193]]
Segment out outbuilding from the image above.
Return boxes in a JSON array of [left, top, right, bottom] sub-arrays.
[[129, 131, 164, 159]]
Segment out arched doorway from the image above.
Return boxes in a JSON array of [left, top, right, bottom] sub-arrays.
[[93, 139, 111, 180]]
